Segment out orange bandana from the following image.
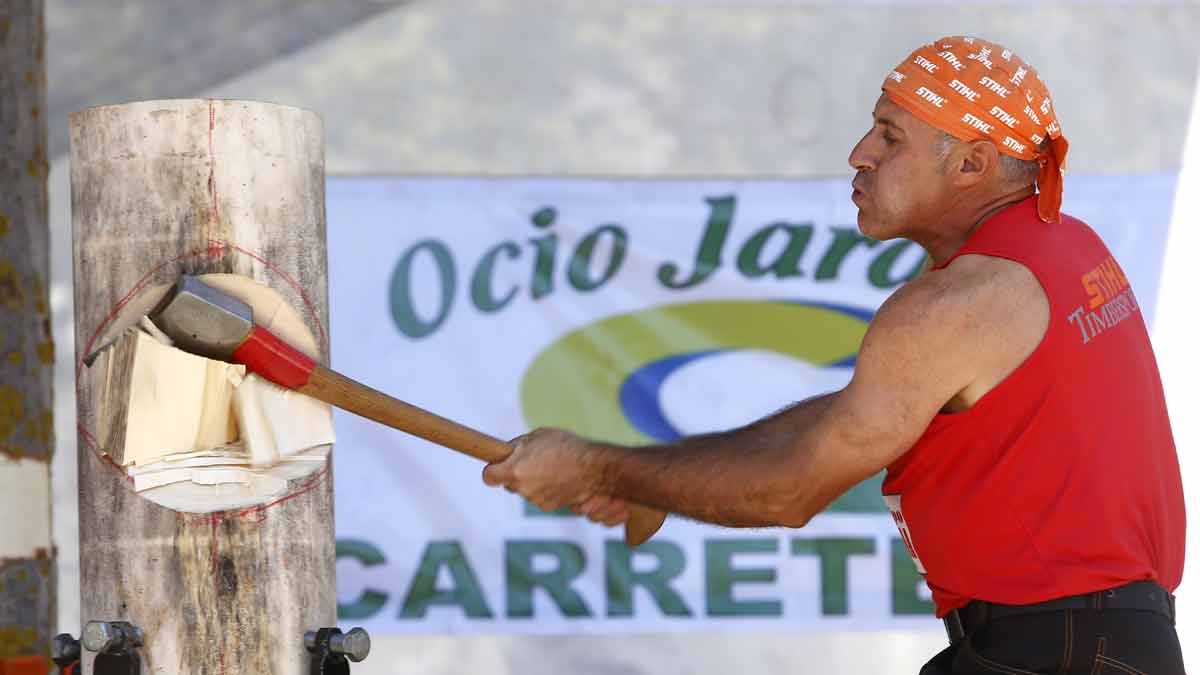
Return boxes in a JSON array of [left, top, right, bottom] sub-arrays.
[[882, 36, 1069, 223]]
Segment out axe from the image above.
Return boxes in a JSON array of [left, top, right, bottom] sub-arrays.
[[145, 275, 667, 546]]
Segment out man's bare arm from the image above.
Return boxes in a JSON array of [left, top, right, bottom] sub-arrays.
[[587, 394, 837, 527], [487, 255, 1047, 529]]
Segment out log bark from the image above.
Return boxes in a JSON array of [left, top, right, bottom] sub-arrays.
[[0, 0, 55, 663], [70, 99, 333, 675]]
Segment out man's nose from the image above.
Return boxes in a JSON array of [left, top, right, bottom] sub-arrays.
[[848, 135, 876, 172]]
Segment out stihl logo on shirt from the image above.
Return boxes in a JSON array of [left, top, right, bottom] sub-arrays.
[[885, 494, 927, 574], [1066, 256, 1140, 345]]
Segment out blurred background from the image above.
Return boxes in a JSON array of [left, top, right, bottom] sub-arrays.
[[7, 0, 1200, 672]]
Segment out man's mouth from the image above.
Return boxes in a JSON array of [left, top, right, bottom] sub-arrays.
[[851, 176, 869, 202]]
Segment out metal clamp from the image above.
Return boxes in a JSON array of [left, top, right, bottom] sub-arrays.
[[82, 621, 143, 675], [305, 627, 370, 675], [51, 633, 81, 674]]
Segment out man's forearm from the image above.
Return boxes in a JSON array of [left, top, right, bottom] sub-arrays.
[[592, 393, 837, 528]]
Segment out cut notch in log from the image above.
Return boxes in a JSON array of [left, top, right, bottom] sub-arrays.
[[85, 274, 335, 513]]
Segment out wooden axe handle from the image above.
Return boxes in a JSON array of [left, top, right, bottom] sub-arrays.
[[298, 365, 667, 546]]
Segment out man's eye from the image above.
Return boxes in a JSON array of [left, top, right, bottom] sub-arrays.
[[883, 134, 898, 145]]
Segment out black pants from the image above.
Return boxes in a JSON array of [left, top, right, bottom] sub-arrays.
[[920, 609, 1185, 674]]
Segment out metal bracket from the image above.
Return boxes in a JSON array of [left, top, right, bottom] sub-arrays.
[[305, 627, 370, 675], [51, 633, 81, 674], [82, 621, 143, 675]]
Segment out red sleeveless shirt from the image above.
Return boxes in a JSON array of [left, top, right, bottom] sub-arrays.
[[880, 196, 1185, 617]]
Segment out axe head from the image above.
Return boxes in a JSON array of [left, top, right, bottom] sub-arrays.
[[148, 276, 255, 361]]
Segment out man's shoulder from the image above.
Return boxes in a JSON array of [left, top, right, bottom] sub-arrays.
[[869, 253, 1046, 349], [855, 252, 1049, 414], [898, 253, 1041, 311], [942, 252, 1042, 291]]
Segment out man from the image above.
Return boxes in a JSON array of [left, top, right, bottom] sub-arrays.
[[483, 36, 1185, 673]]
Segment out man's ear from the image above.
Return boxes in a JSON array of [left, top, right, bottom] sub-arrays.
[[953, 140, 1000, 187]]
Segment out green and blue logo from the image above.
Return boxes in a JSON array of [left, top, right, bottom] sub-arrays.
[[520, 298, 885, 513]]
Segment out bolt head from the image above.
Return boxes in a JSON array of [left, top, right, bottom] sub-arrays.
[[303, 630, 318, 653], [127, 625, 145, 648], [51, 633, 80, 661], [340, 628, 371, 662], [82, 621, 117, 653]]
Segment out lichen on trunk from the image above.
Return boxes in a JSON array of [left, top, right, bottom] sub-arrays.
[[0, 0, 54, 662]]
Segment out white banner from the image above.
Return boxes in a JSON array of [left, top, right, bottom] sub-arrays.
[[327, 173, 1175, 635]]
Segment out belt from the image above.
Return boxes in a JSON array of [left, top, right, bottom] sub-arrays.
[[944, 580, 1175, 643]]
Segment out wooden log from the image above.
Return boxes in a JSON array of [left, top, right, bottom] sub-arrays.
[[69, 100, 333, 675], [0, 0, 55, 665]]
